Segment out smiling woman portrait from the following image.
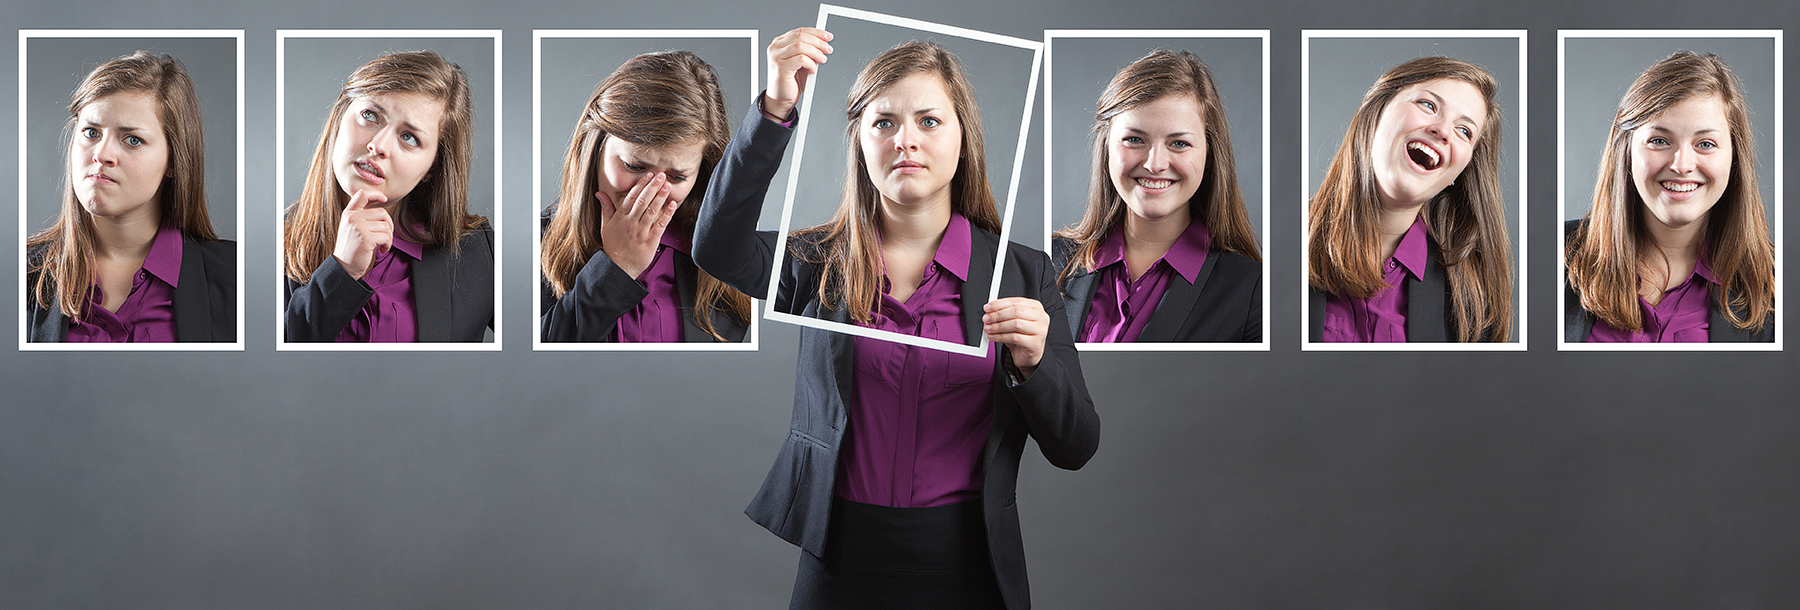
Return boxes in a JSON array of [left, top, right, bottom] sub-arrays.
[[1564, 51, 1774, 343], [282, 49, 493, 343], [1052, 49, 1261, 343], [1306, 55, 1513, 343], [691, 28, 1097, 610], [27, 51, 235, 343]]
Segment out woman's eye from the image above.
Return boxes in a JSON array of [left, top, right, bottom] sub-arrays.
[[1169, 139, 1192, 150], [623, 162, 646, 173], [871, 118, 893, 130], [1121, 135, 1143, 146], [665, 173, 688, 184], [920, 116, 941, 128], [400, 132, 420, 147], [1697, 140, 1718, 150], [1646, 136, 1668, 147], [1456, 126, 1472, 139], [81, 127, 100, 139], [1417, 99, 1437, 112], [360, 108, 378, 123], [124, 135, 144, 147]]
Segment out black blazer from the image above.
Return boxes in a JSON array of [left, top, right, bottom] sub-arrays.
[[1562, 219, 1773, 342], [1307, 240, 1456, 342], [694, 105, 1100, 610], [285, 225, 495, 342], [538, 211, 748, 343], [1051, 234, 1260, 342], [26, 234, 236, 343]]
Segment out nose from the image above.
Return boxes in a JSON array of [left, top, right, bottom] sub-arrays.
[[1669, 145, 1696, 174], [1142, 144, 1170, 173], [892, 123, 919, 152], [1426, 118, 1452, 142], [90, 136, 118, 166], [367, 125, 396, 158]]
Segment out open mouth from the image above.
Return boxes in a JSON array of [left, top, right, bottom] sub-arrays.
[[1660, 181, 1700, 193], [1135, 177, 1173, 190], [353, 159, 386, 182], [1406, 142, 1442, 171]]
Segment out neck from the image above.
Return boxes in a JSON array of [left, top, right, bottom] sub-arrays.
[[91, 204, 163, 260], [878, 197, 953, 249], [1640, 211, 1706, 290], [1122, 210, 1190, 280], [1376, 200, 1424, 262]]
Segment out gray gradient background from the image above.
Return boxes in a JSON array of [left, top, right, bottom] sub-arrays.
[[23, 36, 239, 240], [1046, 35, 1266, 249], [1561, 37, 1776, 221], [3, 3, 1799, 610], [1307, 36, 1523, 341]]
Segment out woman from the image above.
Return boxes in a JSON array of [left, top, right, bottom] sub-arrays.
[[1053, 49, 1261, 343], [1306, 56, 1513, 343], [27, 51, 235, 343], [283, 50, 493, 343], [692, 29, 1099, 610], [540, 50, 751, 342], [1565, 51, 1774, 343]]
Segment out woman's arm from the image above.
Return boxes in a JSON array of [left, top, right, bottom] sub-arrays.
[[998, 246, 1100, 470], [284, 256, 372, 342], [540, 177, 683, 342]]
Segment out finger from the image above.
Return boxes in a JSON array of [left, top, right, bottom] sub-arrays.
[[595, 190, 617, 220], [620, 174, 657, 220], [345, 189, 372, 212], [656, 195, 681, 229], [631, 174, 670, 223], [773, 45, 830, 68]]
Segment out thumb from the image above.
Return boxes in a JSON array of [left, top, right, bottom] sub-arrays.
[[596, 190, 617, 220]]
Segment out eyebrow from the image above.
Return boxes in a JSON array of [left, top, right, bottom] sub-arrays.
[[1647, 125, 1722, 136], [363, 100, 434, 138], [871, 108, 943, 117], [81, 119, 147, 132], [1122, 126, 1196, 138]]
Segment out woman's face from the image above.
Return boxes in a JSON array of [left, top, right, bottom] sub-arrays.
[[598, 136, 705, 211], [1107, 94, 1207, 224], [70, 91, 169, 222], [857, 73, 963, 211], [331, 92, 446, 206], [1631, 94, 1732, 232], [1370, 77, 1487, 209]]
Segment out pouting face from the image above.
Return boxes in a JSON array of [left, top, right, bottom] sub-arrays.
[[70, 91, 169, 222], [1107, 94, 1207, 224], [330, 92, 447, 206], [1370, 77, 1487, 209], [597, 136, 705, 211], [858, 73, 963, 212], [1630, 94, 1732, 233]]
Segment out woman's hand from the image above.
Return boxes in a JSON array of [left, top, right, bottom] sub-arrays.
[[984, 297, 1050, 380], [333, 189, 392, 280], [764, 27, 833, 120], [598, 172, 681, 279]]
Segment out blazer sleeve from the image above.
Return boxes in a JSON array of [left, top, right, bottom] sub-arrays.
[[540, 248, 650, 342], [284, 256, 372, 342], [693, 103, 784, 302], [1005, 245, 1100, 471], [1242, 271, 1263, 342]]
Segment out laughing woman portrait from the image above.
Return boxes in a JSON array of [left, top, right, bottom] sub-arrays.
[[692, 27, 1098, 610], [283, 50, 493, 343], [1306, 56, 1513, 343], [1052, 50, 1261, 343], [27, 51, 235, 343], [1564, 51, 1774, 343], [539, 50, 752, 342]]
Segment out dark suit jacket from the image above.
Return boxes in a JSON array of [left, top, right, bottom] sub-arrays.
[[1051, 234, 1261, 342], [694, 105, 1100, 610], [1561, 219, 1773, 342], [538, 211, 748, 343], [285, 225, 495, 342], [1307, 240, 1457, 342], [26, 234, 237, 343]]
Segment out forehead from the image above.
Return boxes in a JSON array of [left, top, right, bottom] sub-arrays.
[[604, 136, 705, 169], [352, 91, 448, 130], [1640, 94, 1730, 132], [79, 90, 161, 123], [1111, 94, 1205, 132], [868, 72, 954, 111]]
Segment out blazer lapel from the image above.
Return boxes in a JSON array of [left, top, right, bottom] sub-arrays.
[[1062, 271, 1095, 340], [960, 228, 999, 346], [1138, 250, 1216, 341], [1706, 285, 1759, 342], [1564, 280, 1595, 343], [413, 246, 454, 342], [1406, 247, 1448, 342], [29, 298, 68, 342], [1307, 287, 1324, 342], [173, 233, 212, 342]]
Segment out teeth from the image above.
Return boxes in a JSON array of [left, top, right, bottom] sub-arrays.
[[1661, 181, 1698, 192], [1136, 178, 1172, 189], [1407, 142, 1440, 168]]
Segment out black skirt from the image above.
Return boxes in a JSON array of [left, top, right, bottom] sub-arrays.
[[790, 497, 1006, 610]]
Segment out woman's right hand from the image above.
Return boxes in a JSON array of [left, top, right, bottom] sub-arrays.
[[764, 27, 833, 120], [599, 172, 681, 279], [333, 189, 392, 280]]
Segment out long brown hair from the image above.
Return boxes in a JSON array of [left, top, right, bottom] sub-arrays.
[[540, 50, 749, 340], [1055, 49, 1260, 287], [28, 51, 214, 321], [283, 50, 484, 283], [1306, 56, 1513, 342], [794, 40, 1002, 325], [1566, 50, 1773, 333]]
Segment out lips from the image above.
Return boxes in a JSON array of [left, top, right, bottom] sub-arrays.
[[1406, 141, 1443, 171], [892, 159, 925, 175], [1660, 180, 1700, 193], [1134, 177, 1174, 190], [86, 171, 117, 185], [352, 158, 386, 184]]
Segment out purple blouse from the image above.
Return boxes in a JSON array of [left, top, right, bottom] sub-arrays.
[[1323, 217, 1428, 343], [1079, 221, 1212, 343], [612, 230, 689, 342], [1587, 255, 1716, 343], [67, 221, 181, 343], [837, 214, 997, 508], [336, 234, 422, 343]]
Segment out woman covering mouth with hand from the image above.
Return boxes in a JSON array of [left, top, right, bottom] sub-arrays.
[[283, 50, 493, 343], [1306, 56, 1513, 343], [692, 27, 1098, 610], [1052, 50, 1262, 343], [27, 51, 235, 343], [1564, 51, 1774, 343]]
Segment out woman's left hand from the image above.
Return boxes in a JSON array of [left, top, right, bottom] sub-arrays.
[[983, 297, 1049, 380]]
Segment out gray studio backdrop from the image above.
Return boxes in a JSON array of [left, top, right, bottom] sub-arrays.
[[23, 36, 239, 240], [1561, 37, 1776, 222], [1306, 35, 1522, 341], [5, 3, 1800, 610], [1046, 35, 1265, 251]]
